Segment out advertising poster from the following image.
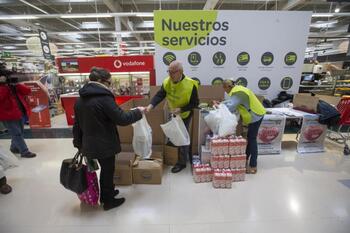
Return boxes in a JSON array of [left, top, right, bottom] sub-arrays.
[[297, 114, 327, 153], [154, 10, 311, 99], [25, 81, 51, 128], [258, 114, 286, 154]]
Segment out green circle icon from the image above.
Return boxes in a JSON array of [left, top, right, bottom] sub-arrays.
[[284, 52, 297, 66], [163, 52, 176, 65], [258, 77, 271, 90], [281, 77, 293, 90], [211, 77, 223, 85], [212, 52, 226, 66], [188, 52, 201, 66], [236, 77, 248, 87], [191, 77, 201, 85], [261, 52, 274, 66], [237, 52, 250, 66]]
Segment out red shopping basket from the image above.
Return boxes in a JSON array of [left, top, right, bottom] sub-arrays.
[[335, 96, 350, 155], [337, 96, 350, 126]]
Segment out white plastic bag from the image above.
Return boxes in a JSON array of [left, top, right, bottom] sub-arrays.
[[132, 115, 152, 158], [0, 146, 19, 171], [161, 115, 190, 146], [204, 104, 238, 137], [204, 108, 221, 134], [217, 104, 237, 137]]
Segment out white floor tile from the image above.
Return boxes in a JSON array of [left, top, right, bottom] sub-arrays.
[[0, 137, 350, 233]]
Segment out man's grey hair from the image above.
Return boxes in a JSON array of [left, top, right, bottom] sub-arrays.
[[169, 60, 183, 71]]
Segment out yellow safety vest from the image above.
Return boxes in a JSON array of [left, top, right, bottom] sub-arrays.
[[228, 85, 266, 125], [163, 76, 198, 119]]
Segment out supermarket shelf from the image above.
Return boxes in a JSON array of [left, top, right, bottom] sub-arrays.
[[336, 87, 350, 91], [336, 80, 350, 82]]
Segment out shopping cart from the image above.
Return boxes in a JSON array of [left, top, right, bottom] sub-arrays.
[[327, 96, 350, 155]]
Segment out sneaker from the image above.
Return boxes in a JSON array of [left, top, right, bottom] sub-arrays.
[[10, 148, 20, 154], [21, 151, 36, 158], [103, 197, 125, 211]]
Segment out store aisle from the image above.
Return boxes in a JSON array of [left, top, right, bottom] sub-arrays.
[[0, 136, 350, 233]]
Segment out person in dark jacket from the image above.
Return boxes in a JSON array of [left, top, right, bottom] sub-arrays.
[[0, 63, 36, 158], [73, 67, 144, 211], [146, 61, 199, 173]]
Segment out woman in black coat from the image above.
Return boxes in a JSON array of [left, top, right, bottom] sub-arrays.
[[73, 67, 144, 211]]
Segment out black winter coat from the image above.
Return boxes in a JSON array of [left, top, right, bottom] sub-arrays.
[[73, 82, 142, 159]]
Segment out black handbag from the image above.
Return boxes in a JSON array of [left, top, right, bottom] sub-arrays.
[[60, 152, 88, 194]]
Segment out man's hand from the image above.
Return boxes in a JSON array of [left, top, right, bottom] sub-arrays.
[[146, 104, 153, 113], [136, 106, 146, 113], [171, 108, 181, 115], [213, 100, 220, 108]]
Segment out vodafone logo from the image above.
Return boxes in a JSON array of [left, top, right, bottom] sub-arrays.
[[113, 59, 146, 69], [114, 59, 122, 68]]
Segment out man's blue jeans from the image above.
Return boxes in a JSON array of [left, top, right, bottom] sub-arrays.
[[3, 120, 29, 154]]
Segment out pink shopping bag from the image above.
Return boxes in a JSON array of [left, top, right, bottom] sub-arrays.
[[77, 168, 99, 206]]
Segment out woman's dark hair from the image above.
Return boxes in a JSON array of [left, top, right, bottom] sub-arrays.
[[89, 67, 111, 81]]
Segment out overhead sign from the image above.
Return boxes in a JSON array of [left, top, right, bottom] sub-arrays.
[[38, 29, 52, 60], [56, 55, 154, 73], [154, 10, 312, 99]]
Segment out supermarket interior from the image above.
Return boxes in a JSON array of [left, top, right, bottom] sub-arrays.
[[0, 1, 350, 233]]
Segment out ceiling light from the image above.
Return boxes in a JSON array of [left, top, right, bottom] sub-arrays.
[[34, 23, 40, 26], [135, 13, 154, 17], [312, 13, 334, 18], [61, 14, 113, 19], [0, 16, 38, 20], [3, 46, 17, 50], [14, 36, 26, 40], [81, 21, 105, 29], [310, 20, 338, 28], [335, 7, 340, 13]]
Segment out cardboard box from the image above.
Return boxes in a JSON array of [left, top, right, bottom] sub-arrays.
[[198, 85, 224, 99], [117, 99, 165, 145], [164, 144, 179, 166], [293, 94, 319, 113], [114, 152, 136, 185], [132, 159, 163, 184]]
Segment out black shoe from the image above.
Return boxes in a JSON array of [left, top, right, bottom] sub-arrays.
[[100, 189, 120, 203], [171, 164, 186, 173], [10, 148, 20, 154], [0, 184, 12, 194], [21, 151, 36, 158], [103, 197, 125, 211]]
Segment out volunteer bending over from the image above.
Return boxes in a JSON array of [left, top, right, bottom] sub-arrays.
[[146, 61, 199, 173], [219, 79, 266, 174]]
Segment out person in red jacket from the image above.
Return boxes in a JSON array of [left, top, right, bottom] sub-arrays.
[[0, 63, 36, 158]]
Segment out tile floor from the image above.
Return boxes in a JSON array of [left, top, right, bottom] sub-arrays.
[[0, 135, 349, 233]]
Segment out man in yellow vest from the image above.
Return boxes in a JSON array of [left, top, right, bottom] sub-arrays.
[[146, 61, 199, 173], [220, 79, 266, 174]]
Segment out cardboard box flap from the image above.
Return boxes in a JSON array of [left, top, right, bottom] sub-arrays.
[[116, 153, 135, 167], [135, 159, 162, 169], [150, 151, 163, 160]]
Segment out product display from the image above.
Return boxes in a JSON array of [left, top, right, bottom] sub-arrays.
[[194, 134, 247, 188]]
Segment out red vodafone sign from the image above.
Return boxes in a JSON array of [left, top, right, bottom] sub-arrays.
[[56, 55, 154, 73]]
